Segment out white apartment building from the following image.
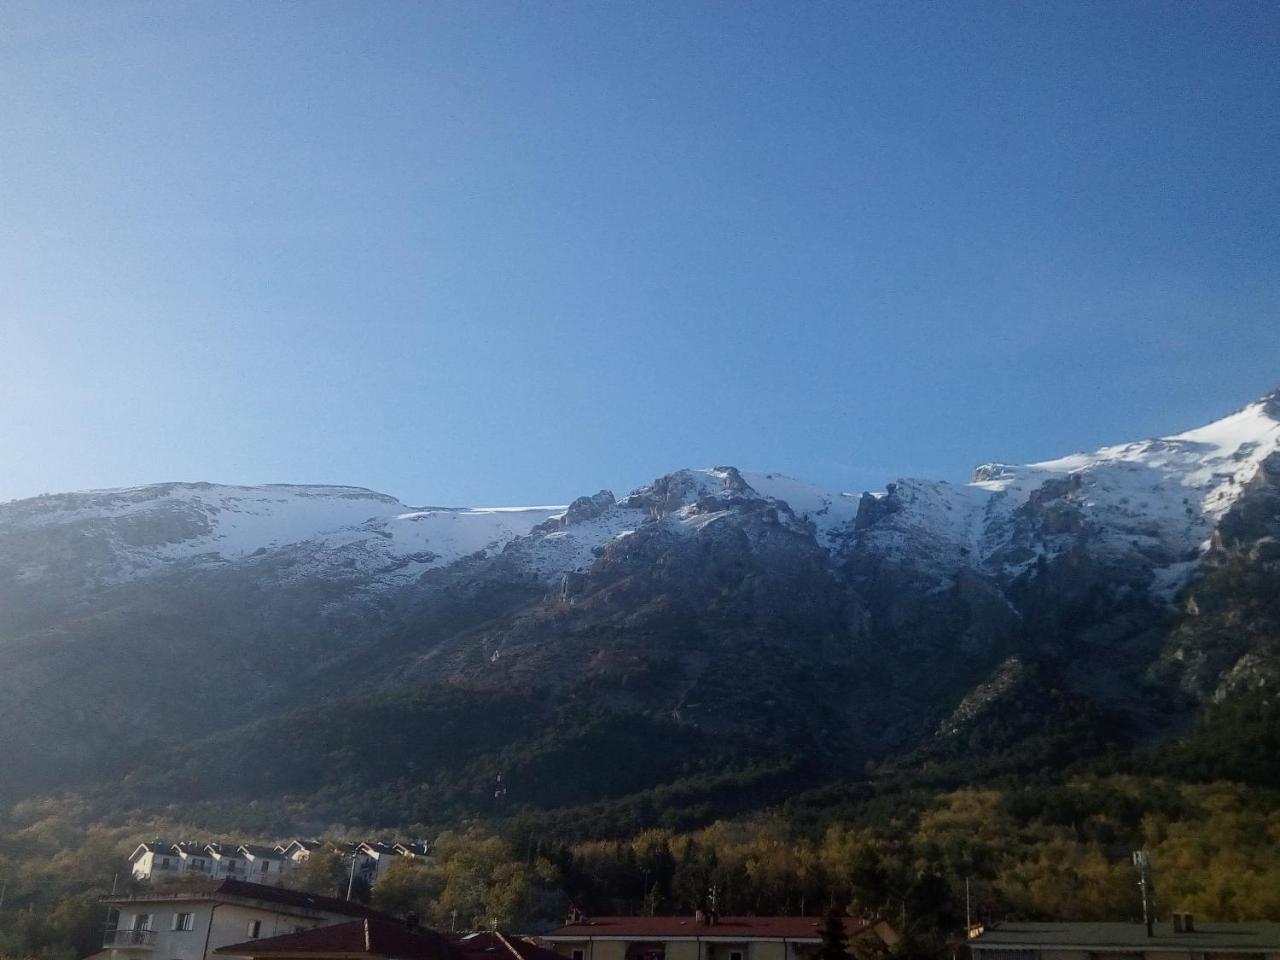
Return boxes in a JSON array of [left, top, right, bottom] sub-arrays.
[[237, 846, 288, 886], [279, 840, 323, 867], [206, 845, 250, 880], [129, 838, 429, 888], [353, 842, 397, 886], [129, 842, 183, 884], [132, 843, 287, 885], [100, 878, 382, 960]]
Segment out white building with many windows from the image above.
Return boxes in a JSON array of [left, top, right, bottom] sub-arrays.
[[129, 842, 182, 884], [237, 846, 288, 886], [100, 878, 384, 960]]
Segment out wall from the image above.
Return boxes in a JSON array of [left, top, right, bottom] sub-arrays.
[[750, 942, 785, 960], [106, 899, 353, 960]]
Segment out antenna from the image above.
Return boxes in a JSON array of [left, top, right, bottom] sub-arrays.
[[1132, 850, 1154, 937]]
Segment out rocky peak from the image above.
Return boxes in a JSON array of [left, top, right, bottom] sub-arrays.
[[532, 490, 617, 533], [1260, 386, 1280, 420], [853, 485, 902, 531], [973, 463, 1015, 483]]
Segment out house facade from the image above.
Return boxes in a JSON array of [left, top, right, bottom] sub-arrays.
[[540, 915, 897, 960], [128, 838, 432, 888], [238, 846, 289, 886], [131, 843, 292, 885], [353, 842, 397, 887], [280, 841, 323, 867], [100, 878, 382, 960], [129, 842, 183, 883], [968, 921, 1280, 960], [207, 845, 251, 880]]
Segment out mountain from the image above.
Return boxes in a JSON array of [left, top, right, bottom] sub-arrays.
[[2, 389, 1278, 827]]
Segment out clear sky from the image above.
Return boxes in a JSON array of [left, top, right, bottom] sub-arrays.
[[2, 2, 1277, 507]]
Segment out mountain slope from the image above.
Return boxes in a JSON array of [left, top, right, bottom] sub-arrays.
[[2, 388, 1278, 821]]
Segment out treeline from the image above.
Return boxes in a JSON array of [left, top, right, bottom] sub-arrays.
[[3, 776, 1279, 960]]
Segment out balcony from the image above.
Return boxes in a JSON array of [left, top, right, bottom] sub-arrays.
[[104, 929, 157, 949]]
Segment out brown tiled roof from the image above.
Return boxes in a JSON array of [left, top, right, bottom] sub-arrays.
[[103, 879, 388, 921], [454, 933, 563, 960], [543, 917, 875, 941], [971, 922, 1280, 951], [216, 919, 455, 960]]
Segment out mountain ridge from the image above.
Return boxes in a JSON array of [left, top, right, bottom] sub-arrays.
[[2, 387, 1278, 826]]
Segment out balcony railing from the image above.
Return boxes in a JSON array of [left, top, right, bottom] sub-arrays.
[[104, 929, 157, 948]]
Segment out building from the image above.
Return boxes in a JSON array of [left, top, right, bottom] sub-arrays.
[[216, 918, 456, 960], [452, 932, 565, 960], [100, 878, 385, 960], [130, 842, 182, 883], [394, 842, 434, 862], [129, 837, 433, 889], [968, 920, 1280, 960], [353, 842, 399, 886], [176, 844, 215, 878], [238, 846, 290, 886], [540, 915, 897, 960], [207, 845, 251, 880], [214, 919, 564, 960], [280, 841, 324, 867]]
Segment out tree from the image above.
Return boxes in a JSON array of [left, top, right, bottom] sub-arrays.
[[372, 859, 436, 917], [289, 849, 347, 898], [818, 910, 851, 960]]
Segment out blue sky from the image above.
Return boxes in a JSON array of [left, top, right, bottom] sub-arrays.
[[2, 2, 1277, 507]]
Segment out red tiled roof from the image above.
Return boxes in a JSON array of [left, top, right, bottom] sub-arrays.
[[543, 917, 875, 941], [454, 933, 564, 960], [216, 919, 455, 960], [103, 879, 388, 921]]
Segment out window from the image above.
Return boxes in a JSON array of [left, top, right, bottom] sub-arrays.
[[133, 914, 153, 931], [161, 858, 171, 868], [730, 951, 743, 960], [261, 861, 270, 874], [572, 950, 585, 960], [247, 920, 262, 939], [172, 913, 194, 932]]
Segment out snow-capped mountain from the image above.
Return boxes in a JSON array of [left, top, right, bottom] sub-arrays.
[[6, 390, 1275, 600], [1, 388, 1277, 815]]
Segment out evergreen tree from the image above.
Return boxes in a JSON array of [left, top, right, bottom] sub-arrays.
[[818, 910, 851, 960]]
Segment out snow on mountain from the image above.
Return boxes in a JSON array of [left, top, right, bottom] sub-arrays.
[[4, 389, 1278, 600], [738, 470, 860, 547], [968, 391, 1280, 589], [0, 482, 568, 588], [846, 477, 991, 574]]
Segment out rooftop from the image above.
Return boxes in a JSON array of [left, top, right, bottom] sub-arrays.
[[239, 844, 288, 860], [453, 932, 563, 960], [971, 922, 1280, 951], [103, 878, 388, 920], [543, 917, 876, 941], [216, 919, 455, 960]]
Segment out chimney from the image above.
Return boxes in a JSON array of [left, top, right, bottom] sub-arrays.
[[1173, 914, 1184, 934], [1185, 914, 1195, 933]]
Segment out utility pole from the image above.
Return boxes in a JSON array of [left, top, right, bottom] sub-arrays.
[[0, 878, 7, 911], [1132, 850, 1154, 937], [346, 851, 358, 902], [965, 877, 971, 933]]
